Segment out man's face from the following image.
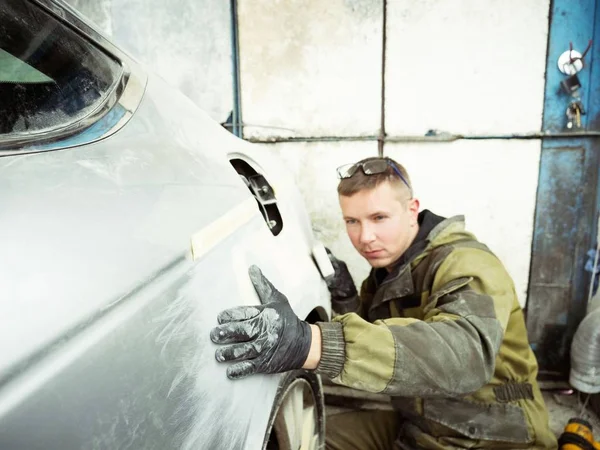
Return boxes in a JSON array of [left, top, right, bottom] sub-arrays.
[[339, 181, 419, 269]]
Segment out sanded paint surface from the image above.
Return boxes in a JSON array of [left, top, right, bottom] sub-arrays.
[[0, 69, 330, 447]]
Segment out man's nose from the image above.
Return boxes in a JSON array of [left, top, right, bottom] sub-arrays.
[[359, 223, 376, 244]]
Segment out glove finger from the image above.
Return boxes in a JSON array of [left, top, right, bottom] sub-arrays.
[[226, 360, 257, 380], [248, 265, 282, 304], [210, 318, 260, 344], [215, 341, 261, 363], [329, 256, 345, 277], [336, 259, 351, 275], [217, 305, 263, 324], [327, 251, 339, 267]]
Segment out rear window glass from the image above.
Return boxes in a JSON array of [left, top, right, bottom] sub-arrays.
[[0, 0, 122, 138]]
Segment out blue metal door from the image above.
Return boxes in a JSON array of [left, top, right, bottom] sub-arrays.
[[527, 0, 600, 378]]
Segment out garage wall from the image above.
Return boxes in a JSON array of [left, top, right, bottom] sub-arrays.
[[67, 0, 551, 305], [238, 1, 383, 138]]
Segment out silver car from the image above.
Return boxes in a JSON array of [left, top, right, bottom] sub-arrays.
[[0, 0, 332, 448]]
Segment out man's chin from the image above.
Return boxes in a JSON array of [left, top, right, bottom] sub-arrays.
[[366, 258, 391, 268]]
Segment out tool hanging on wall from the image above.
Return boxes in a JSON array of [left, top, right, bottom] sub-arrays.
[[566, 101, 586, 129], [558, 40, 593, 130]]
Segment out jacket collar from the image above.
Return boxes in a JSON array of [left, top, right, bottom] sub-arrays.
[[374, 210, 446, 286], [368, 211, 465, 310]]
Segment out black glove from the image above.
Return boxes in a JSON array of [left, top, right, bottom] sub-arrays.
[[210, 265, 312, 380], [325, 248, 358, 300]]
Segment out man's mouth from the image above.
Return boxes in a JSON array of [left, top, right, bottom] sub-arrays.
[[363, 249, 384, 258]]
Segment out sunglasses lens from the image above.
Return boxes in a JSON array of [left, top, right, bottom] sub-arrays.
[[337, 163, 358, 179], [362, 160, 389, 175]]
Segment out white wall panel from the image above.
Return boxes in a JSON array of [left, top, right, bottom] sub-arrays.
[[239, 0, 383, 139], [385, 140, 541, 305], [385, 0, 550, 135]]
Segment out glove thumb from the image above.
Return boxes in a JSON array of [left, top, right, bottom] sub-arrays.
[[248, 265, 287, 305]]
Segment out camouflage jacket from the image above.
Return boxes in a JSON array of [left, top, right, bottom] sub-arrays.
[[316, 213, 557, 449]]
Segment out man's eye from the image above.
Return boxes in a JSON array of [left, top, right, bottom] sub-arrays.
[[345, 219, 357, 225], [374, 215, 386, 221]]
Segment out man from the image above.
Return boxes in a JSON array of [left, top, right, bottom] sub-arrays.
[[210, 156, 557, 449]]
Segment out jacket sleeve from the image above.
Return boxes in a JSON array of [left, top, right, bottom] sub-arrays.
[[315, 247, 514, 397]]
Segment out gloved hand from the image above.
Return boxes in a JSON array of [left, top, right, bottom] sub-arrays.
[[210, 265, 312, 380], [325, 248, 358, 300]]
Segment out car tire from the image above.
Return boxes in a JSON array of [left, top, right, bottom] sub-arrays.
[[261, 370, 325, 450]]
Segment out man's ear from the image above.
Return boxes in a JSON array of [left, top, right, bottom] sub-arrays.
[[408, 198, 420, 225]]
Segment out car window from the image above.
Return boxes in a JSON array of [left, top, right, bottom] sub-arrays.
[[0, 0, 122, 140]]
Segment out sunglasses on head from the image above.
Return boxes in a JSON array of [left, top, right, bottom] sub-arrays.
[[336, 159, 412, 192]]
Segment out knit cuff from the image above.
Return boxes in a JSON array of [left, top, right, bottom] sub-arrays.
[[314, 321, 345, 379]]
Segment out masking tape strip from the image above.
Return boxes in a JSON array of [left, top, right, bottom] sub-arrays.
[[190, 197, 258, 261]]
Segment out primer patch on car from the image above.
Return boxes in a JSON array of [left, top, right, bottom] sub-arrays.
[[190, 197, 257, 261]]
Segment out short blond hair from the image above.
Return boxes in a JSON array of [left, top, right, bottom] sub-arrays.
[[337, 157, 412, 198]]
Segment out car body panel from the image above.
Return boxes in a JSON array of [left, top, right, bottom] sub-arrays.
[[0, 3, 331, 446]]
